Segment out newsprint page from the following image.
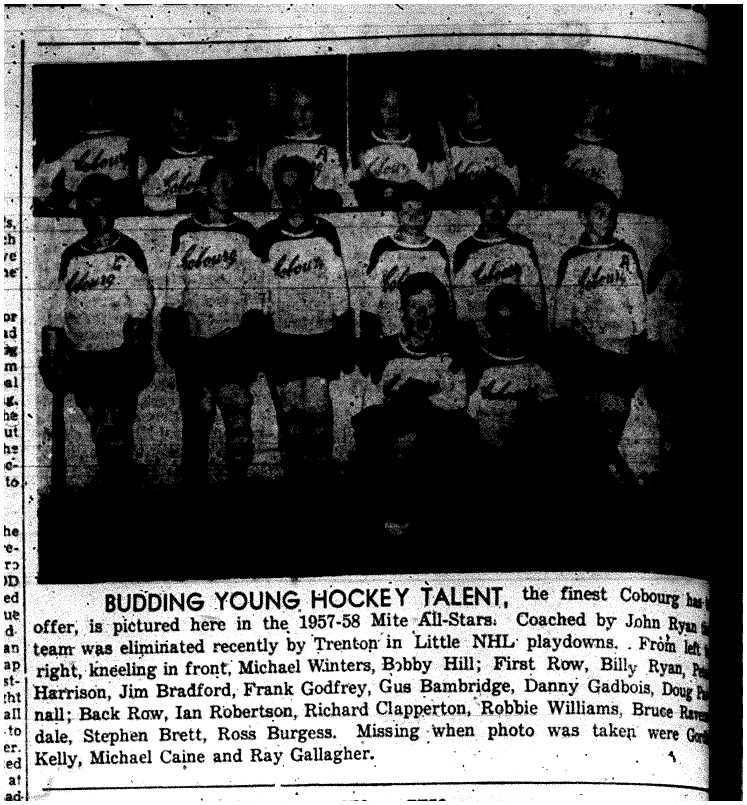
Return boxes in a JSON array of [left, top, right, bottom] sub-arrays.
[[2, 4, 742, 803]]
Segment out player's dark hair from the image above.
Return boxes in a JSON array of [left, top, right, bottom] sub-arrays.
[[76, 173, 116, 207], [398, 272, 450, 313], [476, 173, 516, 213], [581, 184, 619, 214], [395, 181, 431, 210], [272, 154, 315, 188], [484, 284, 535, 324], [199, 158, 237, 188]]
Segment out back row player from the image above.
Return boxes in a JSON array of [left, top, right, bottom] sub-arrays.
[[34, 85, 620, 214]]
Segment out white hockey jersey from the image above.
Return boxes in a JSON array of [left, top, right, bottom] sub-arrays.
[[553, 237, 646, 354], [449, 132, 520, 194], [468, 352, 557, 448], [362, 236, 453, 338], [141, 146, 211, 214], [164, 217, 262, 338], [49, 232, 154, 352], [562, 141, 624, 199], [356, 131, 433, 188], [452, 228, 546, 335], [378, 337, 468, 412], [35, 131, 136, 210], [256, 216, 350, 335], [262, 136, 350, 207]]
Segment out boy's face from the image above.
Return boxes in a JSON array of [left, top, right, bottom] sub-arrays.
[[205, 170, 236, 211], [397, 200, 430, 236], [402, 288, 440, 347], [289, 90, 315, 132], [479, 192, 511, 231], [214, 114, 241, 142], [169, 106, 194, 145], [79, 194, 114, 239], [486, 302, 526, 350], [584, 199, 617, 242], [463, 92, 483, 128], [379, 89, 401, 129], [276, 168, 310, 214]]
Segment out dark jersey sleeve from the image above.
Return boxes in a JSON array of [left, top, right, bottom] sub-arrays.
[[169, 218, 194, 257], [452, 237, 477, 276], [316, 217, 343, 257], [118, 234, 149, 274], [58, 241, 84, 283], [366, 236, 392, 276]]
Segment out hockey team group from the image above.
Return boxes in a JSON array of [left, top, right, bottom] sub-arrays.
[[37, 85, 661, 531]]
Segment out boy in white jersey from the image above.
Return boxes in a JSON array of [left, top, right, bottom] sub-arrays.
[[40, 175, 155, 484], [262, 87, 348, 210], [558, 94, 624, 206], [34, 95, 141, 215], [453, 175, 546, 338], [351, 87, 434, 208], [256, 156, 353, 475], [440, 88, 520, 208], [360, 182, 452, 378], [140, 101, 212, 215], [552, 188, 646, 483], [468, 285, 557, 453], [353, 273, 473, 533], [160, 160, 265, 485]]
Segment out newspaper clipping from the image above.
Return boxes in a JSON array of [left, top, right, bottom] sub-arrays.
[[2, 4, 740, 802]]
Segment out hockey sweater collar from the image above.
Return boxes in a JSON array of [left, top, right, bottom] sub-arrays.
[[78, 230, 123, 254], [471, 226, 515, 245], [390, 233, 434, 250], [283, 131, 323, 143], [457, 129, 494, 146], [577, 234, 625, 251], [480, 344, 528, 364], [370, 129, 412, 146]]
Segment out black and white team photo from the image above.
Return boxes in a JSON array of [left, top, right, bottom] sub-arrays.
[[30, 40, 724, 581]]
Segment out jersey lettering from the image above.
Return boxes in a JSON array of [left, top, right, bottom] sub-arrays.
[[577, 254, 633, 292], [470, 259, 523, 285], [180, 244, 238, 271], [273, 252, 325, 279], [71, 147, 128, 174]]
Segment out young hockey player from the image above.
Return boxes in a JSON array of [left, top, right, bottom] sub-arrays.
[[552, 187, 646, 484], [140, 100, 212, 214], [558, 93, 624, 205], [351, 87, 435, 208], [352, 272, 473, 534], [467, 284, 557, 454], [40, 174, 155, 484], [360, 182, 452, 375], [255, 155, 353, 475], [440, 88, 520, 207], [452, 174, 546, 338], [33, 94, 141, 215], [160, 159, 265, 486], [261, 86, 349, 209]]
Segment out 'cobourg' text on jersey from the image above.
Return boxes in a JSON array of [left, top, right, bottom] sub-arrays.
[[165, 217, 262, 338], [49, 232, 155, 351]]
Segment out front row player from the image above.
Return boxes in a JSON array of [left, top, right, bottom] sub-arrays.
[[552, 186, 647, 483], [353, 273, 474, 532], [41, 174, 155, 484], [467, 285, 558, 483], [256, 156, 353, 475], [160, 159, 264, 486]]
